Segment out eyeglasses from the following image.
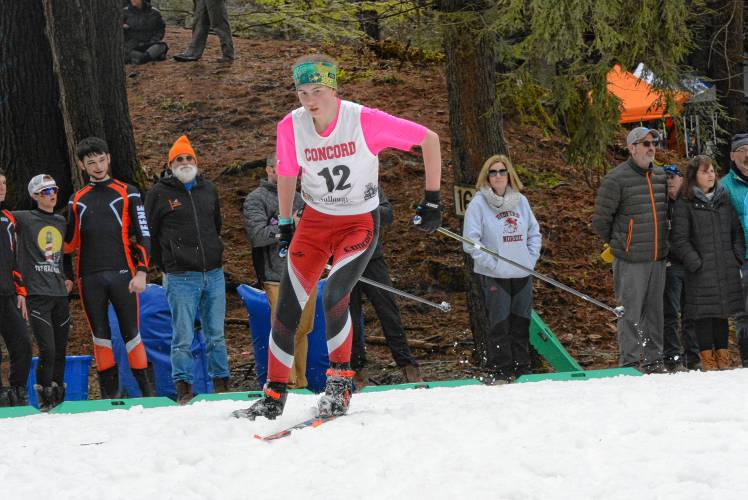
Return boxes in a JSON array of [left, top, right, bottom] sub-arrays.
[[488, 169, 508, 178], [174, 155, 194, 163], [635, 140, 659, 148], [36, 187, 58, 197]]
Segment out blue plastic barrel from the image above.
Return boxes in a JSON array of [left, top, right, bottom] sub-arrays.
[[26, 355, 92, 408]]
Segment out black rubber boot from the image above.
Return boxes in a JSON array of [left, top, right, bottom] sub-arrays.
[[98, 366, 122, 399], [232, 382, 287, 420], [0, 388, 10, 407], [318, 363, 354, 417], [52, 382, 66, 408], [132, 364, 155, 397], [739, 338, 748, 368]]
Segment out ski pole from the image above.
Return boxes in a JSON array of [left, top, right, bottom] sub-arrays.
[[413, 218, 624, 318], [324, 264, 452, 313]]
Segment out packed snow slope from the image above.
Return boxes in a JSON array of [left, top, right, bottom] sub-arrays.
[[2, 370, 748, 500]]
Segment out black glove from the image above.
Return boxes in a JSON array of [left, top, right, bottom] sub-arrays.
[[414, 190, 442, 234], [278, 221, 294, 257]]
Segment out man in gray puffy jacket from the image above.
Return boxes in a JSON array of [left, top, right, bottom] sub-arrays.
[[592, 127, 669, 373], [242, 154, 312, 388]]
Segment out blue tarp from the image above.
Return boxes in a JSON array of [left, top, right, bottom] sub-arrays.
[[110, 284, 213, 398], [237, 280, 330, 393]]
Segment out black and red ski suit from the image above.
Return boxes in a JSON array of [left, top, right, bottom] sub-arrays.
[[64, 179, 151, 377]]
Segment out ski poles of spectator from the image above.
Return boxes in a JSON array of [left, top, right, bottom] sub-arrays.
[[324, 264, 451, 312], [415, 219, 624, 318]]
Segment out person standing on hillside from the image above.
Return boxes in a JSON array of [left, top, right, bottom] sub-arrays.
[[173, 0, 234, 63], [65, 137, 155, 399], [592, 127, 669, 374], [662, 165, 699, 371], [462, 155, 541, 385], [145, 135, 230, 405], [13, 175, 73, 411], [670, 155, 745, 370], [233, 54, 442, 420], [721, 133, 748, 367], [241, 153, 314, 389], [0, 170, 31, 407], [349, 187, 422, 389]]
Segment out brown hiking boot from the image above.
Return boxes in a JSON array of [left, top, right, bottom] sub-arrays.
[[213, 377, 230, 393], [175, 380, 194, 405], [715, 349, 732, 370], [699, 350, 718, 371], [402, 364, 423, 383]]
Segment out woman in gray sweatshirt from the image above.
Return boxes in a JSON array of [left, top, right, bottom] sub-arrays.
[[462, 154, 541, 384]]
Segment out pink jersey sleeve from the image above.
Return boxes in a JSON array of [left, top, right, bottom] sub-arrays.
[[360, 107, 428, 155], [275, 113, 301, 176]]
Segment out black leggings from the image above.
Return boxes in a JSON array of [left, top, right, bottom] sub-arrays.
[[79, 270, 147, 372], [27, 295, 70, 387], [0, 295, 32, 388], [694, 317, 729, 350]]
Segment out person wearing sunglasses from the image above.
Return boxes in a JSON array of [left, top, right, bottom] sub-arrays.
[[0, 170, 32, 407], [720, 133, 748, 368], [670, 155, 745, 370], [462, 154, 541, 385], [11, 175, 73, 410], [144, 135, 230, 405], [592, 127, 669, 374]]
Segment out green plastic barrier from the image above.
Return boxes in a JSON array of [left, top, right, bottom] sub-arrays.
[[530, 309, 583, 372], [190, 388, 313, 403], [514, 367, 642, 384], [51, 396, 177, 414], [360, 378, 482, 393], [0, 406, 40, 419]]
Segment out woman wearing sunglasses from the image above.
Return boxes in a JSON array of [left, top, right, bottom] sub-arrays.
[[670, 155, 745, 371], [462, 154, 542, 384]]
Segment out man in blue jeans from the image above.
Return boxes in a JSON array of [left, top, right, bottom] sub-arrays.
[[145, 135, 230, 404]]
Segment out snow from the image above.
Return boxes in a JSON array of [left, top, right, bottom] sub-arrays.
[[3, 370, 748, 500]]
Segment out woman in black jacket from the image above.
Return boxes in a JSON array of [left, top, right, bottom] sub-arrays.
[[671, 155, 745, 370]]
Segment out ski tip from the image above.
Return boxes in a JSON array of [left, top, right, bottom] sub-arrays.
[[253, 434, 265, 440]]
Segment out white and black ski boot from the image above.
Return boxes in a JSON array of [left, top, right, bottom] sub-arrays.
[[318, 363, 354, 417], [232, 381, 287, 420]]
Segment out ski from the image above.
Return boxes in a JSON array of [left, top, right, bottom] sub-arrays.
[[254, 414, 342, 441]]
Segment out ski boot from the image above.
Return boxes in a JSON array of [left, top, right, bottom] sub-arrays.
[[98, 366, 123, 399], [318, 363, 355, 417], [34, 384, 56, 412], [132, 364, 155, 397], [0, 387, 10, 407], [232, 381, 287, 420]]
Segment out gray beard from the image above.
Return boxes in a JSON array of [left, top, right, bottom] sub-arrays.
[[174, 165, 198, 183]]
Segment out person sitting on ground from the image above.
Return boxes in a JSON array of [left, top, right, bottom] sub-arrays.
[[662, 165, 700, 371], [145, 135, 231, 404], [241, 153, 313, 390], [123, 0, 168, 65], [670, 155, 745, 371], [350, 187, 422, 390], [13, 175, 73, 411], [462, 154, 541, 385]]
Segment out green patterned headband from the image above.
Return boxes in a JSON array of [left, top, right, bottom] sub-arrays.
[[292, 61, 338, 90]]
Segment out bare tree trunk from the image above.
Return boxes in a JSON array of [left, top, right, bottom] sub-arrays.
[[437, 0, 509, 366], [43, 0, 140, 188], [0, 1, 71, 208]]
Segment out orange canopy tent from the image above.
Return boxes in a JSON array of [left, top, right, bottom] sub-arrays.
[[606, 65, 688, 124]]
